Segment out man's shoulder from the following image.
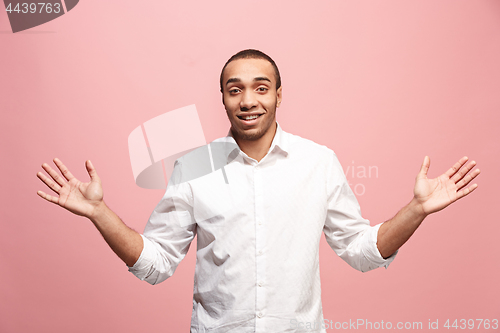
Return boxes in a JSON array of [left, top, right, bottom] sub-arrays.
[[170, 139, 239, 185], [282, 129, 335, 157], [176, 138, 238, 163]]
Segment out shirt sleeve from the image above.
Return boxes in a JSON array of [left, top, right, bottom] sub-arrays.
[[323, 151, 397, 272], [128, 161, 197, 285]]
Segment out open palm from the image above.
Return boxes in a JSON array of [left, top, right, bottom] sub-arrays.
[[414, 156, 480, 215], [37, 158, 103, 218]]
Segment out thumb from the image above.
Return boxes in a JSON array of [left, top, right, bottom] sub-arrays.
[[418, 156, 430, 178], [86, 160, 100, 181]]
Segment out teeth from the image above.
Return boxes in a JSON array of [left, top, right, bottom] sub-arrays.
[[243, 115, 260, 120]]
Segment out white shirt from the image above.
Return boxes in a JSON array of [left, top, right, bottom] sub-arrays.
[[129, 123, 396, 333]]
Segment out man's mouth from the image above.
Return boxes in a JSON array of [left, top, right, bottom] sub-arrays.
[[237, 114, 263, 121]]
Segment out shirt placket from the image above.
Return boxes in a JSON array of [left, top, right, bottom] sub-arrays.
[[254, 163, 267, 332]]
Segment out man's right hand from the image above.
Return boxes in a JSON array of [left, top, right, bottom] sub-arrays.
[[37, 158, 104, 219], [37, 158, 143, 267]]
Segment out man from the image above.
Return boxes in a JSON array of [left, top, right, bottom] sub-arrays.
[[37, 49, 480, 332]]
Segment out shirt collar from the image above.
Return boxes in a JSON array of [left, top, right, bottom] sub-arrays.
[[269, 122, 289, 156], [226, 122, 289, 158]]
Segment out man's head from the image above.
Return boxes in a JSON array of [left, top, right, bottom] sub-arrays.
[[220, 49, 281, 93], [220, 50, 283, 145]]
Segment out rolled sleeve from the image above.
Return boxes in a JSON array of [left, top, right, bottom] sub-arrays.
[[127, 234, 164, 283], [324, 151, 397, 272], [127, 161, 196, 285], [360, 223, 397, 269]]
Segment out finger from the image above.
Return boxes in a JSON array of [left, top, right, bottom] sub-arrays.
[[456, 168, 481, 191], [444, 156, 468, 179], [86, 160, 100, 182], [451, 160, 477, 184], [53, 158, 76, 182], [37, 190, 60, 205], [41, 162, 67, 187], [456, 183, 478, 200], [37, 171, 61, 194], [417, 156, 430, 178]]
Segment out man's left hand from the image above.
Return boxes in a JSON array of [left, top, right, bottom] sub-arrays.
[[413, 156, 480, 215]]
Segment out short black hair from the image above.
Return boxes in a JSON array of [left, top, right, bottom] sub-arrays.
[[220, 49, 281, 92]]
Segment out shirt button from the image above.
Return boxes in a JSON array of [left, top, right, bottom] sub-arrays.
[[258, 282, 263, 287], [258, 250, 263, 255], [257, 312, 263, 318]]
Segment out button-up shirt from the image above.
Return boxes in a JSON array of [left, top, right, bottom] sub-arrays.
[[129, 123, 396, 332]]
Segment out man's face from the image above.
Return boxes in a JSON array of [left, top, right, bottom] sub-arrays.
[[221, 58, 282, 143]]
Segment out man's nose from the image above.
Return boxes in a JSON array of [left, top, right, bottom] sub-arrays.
[[240, 91, 257, 111]]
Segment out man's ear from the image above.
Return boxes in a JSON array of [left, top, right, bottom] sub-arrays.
[[276, 86, 283, 107]]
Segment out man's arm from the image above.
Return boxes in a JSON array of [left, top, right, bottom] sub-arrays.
[[377, 156, 480, 258], [37, 158, 143, 267]]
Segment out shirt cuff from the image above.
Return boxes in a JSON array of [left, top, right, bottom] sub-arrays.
[[364, 223, 398, 269], [127, 234, 156, 280]]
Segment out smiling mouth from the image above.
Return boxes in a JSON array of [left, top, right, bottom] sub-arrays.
[[237, 114, 263, 121]]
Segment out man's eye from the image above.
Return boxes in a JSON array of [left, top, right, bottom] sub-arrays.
[[257, 87, 268, 92], [229, 89, 240, 94]]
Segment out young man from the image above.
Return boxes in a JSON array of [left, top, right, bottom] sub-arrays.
[[37, 49, 480, 332]]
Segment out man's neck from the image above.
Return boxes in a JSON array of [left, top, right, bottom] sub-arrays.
[[232, 123, 277, 162]]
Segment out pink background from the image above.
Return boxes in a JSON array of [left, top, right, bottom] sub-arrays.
[[1, 1, 499, 332]]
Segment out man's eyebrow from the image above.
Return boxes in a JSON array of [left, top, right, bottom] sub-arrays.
[[225, 76, 272, 86], [226, 78, 241, 86], [253, 76, 271, 83]]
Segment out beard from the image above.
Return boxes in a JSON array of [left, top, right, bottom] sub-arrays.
[[228, 108, 276, 143]]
